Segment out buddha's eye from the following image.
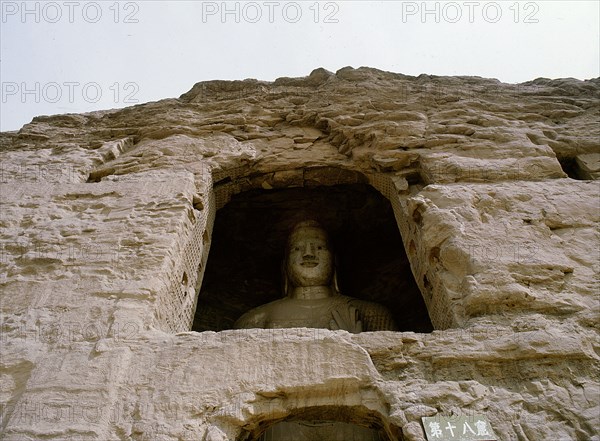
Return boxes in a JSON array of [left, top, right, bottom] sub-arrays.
[[294, 247, 300, 251], [317, 246, 322, 250]]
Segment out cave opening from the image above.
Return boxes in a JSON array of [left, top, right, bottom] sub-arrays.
[[236, 404, 401, 441], [192, 183, 433, 333]]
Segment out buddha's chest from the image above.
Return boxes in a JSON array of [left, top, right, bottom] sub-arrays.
[[264, 299, 351, 330]]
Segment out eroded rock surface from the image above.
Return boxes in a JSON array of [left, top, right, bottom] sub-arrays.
[[1, 67, 598, 440]]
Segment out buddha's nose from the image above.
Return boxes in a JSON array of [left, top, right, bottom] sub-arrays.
[[302, 243, 316, 258]]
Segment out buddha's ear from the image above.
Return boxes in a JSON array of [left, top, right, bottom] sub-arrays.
[[332, 270, 341, 296], [281, 259, 289, 297], [332, 254, 341, 295]]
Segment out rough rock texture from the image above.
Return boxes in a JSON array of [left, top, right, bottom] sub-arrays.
[[1, 67, 599, 440]]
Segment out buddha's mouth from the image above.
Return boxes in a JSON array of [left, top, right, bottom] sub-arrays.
[[301, 261, 318, 268]]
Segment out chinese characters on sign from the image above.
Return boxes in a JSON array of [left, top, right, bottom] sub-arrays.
[[422, 415, 497, 441]]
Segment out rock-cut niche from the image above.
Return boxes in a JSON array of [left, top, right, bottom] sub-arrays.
[[192, 183, 433, 333], [238, 404, 399, 440]]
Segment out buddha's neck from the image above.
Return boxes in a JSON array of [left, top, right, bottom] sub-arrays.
[[290, 286, 333, 300]]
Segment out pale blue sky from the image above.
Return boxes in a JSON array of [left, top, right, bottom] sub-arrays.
[[1, 1, 599, 131]]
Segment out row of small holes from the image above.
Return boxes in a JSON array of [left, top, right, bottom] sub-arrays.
[[154, 187, 216, 333]]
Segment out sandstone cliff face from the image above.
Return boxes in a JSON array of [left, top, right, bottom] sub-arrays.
[[1, 67, 598, 440]]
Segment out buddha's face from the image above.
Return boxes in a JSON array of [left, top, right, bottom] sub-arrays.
[[286, 227, 334, 288]]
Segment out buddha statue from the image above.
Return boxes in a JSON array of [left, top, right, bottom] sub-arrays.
[[234, 220, 397, 332]]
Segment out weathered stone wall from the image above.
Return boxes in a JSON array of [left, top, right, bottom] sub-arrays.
[[1, 67, 598, 440]]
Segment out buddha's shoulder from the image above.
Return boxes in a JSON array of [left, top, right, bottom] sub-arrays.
[[233, 298, 287, 328], [346, 297, 390, 312]]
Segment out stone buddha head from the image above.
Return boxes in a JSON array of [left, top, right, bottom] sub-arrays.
[[283, 220, 339, 297]]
